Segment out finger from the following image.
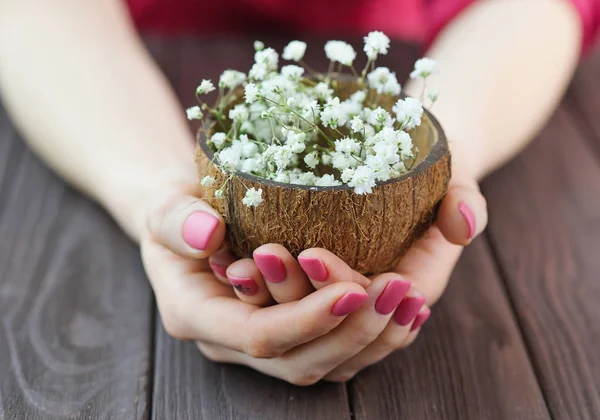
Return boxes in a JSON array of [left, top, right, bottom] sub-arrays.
[[297, 248, 370, 289], [253, 244, 313, 303], [325, 288, 428, 382], [144, 240, 368, 356], [394, 225, 462, 305], [285, 273, 410, 376], [226, 258, 273, 306], [437, 177, 488, 246], [209, 247, 238, 285], [145, 192, 225, 259]]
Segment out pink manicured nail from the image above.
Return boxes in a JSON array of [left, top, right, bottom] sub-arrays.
[[254, 253, 286, 283], [298, 257, 329, 282], [458, 202, 476, 239], [209, 262, 227, 278], [182, 212, 219, 250], [375, 279, 411, 315], [331, 292, 369, 316], [228, 276, 259, 296], [410, 307, 431, 331], [394, 295, 426, 326]]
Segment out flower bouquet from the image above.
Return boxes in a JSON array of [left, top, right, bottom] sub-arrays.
[[188, 32, 451, 275]]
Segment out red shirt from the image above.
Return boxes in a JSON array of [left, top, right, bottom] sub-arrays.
[[127, 0, 599, 55]]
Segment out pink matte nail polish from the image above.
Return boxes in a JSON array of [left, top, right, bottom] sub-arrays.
[[394, 295, 426, 326], [458, 202, 476, 239], [209, 262, 227, 278], [375, 279, 411, 315], [410, 308, 431, 331], [182, 212, 219, 250], [298, 257, 329, 282], [331, 292, 369, 316], [254, 253, 286, 283], [228, 276, 259, 296]]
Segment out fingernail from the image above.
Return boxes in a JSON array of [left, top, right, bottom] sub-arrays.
[[394, 295, 426, 326], [410, 307, 431, 331], [209, 262, 228, 277], [182, 212, 219, 250], [375, 279, 411, 315], [254, 253, 286, 283], [331, 292, 368, 316], [228, 276, 259, 296], [458, 202, 476, 239], [298, 257, 328, 282]]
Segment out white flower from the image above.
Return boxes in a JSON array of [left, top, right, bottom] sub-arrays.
[[350, 116, 365, 133], [331, 151, 355, 171], [282, 41, 307, 62], [396, 131, 414, 159], [365, 155, 391, 182], [271, 145, 293, 170], [304, 151, 319, 169], [228, 104, 250, 122], [320, 97, 347, 128], [281, 65, 305, 81], [348, 165, 377, 195], [186, 106, 203, 120], [215, 190, 224, 198], [244, 83, 261, 103], [350, 90, 367, 103], [255, 47, 279, 71], [393, 98, 423, 130], [249, 63, 268, 81], [314, 82, 334, 101], [254, 40, 264, 51], [341, 168, 355, 183], [217, 147, 241, 171], [391, 161, 407, 176], [368, 107, 394, 128], [363, 31, 390, 60], [373, 141, 400, 165], [324, 40, 356, 66], [210, 132, 227, 149], [240, 157, 262, 174], [295, 172, 317, 185], [200, 176, 216, 187], [196, 79, 215, 95], [274, 171, 290, 183], [219, 70, 247, 89], [367, 67, 401, 95], [242, 188, 263, 207], [239, 134, 259, 158], [428, 88, 440, 102], [410, 57, 437, 79], [335, 137, 361, 154], [315, 174, 341, 187]]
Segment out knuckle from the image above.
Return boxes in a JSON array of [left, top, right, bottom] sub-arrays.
[[244, 334, 281, 359], [379, 331, 404, 351], [145, 193, 180, 240], [159, 302, 190, 340], [197, 343, 226, 363], [352, 327, 380, 348]]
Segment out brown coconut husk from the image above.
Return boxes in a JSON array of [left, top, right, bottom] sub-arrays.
[[195, 80, 451, 275]]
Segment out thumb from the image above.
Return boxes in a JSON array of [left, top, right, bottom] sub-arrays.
[[437, 175, 488, 246]]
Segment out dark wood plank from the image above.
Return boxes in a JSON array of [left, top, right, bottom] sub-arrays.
[[482, 105, 600, 418], [0, 107, 154, 419], [349, 239, 549, 420]]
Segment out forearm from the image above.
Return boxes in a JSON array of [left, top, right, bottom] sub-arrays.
[[406, 0, 581, 181], [0, 0, 194, 240]]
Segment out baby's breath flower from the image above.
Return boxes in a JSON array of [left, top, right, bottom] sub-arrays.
[[215, 190, 224, 198], [410, 58, 437, 79], [349, 165, 377, 195], [365, 154, 391, 181], [295, 172, 317, 186], [254, 40, 265, 51], [274, 171, 290, 183], [210, 132, 227, 149], [200, 176, 216, 187], [281, 65, 305, 81], [282, 41, 307, 62], [196, 79, 215, 95], [314, 82, 334, 101], [428, 88, 440, 103], [186, 106, 203, 120], [255, 48, 279, 71], [304, 151, 319, 169], [331, 151, 355, 171], [244, 83, 261, 103], [393, 98, 423, 130], [335, 137, 361, 154], [315, 174, 341, 187], [320, 97, 347, 129], [324, 40, 356, 66], [249, 63, 268, 81], [350, 116, 365, 133], [242, 188, 263, 207], [217, 146, 241, 171], [228, 104, 250, 122], [368, 107, 394, 128], [341, 168, 355, 183], [219, 70, 247, 89], [367, 67, 401, 95], [350, 90, 367, 103], [363, 31, 390, 60]]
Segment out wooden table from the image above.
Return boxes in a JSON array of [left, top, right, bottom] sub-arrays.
[[1, 37, 599, 420]]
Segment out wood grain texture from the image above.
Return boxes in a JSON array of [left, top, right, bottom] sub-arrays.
[[349, 239, 549, 420], [0, 104, 154, 419], [482, 104, 600, 419]]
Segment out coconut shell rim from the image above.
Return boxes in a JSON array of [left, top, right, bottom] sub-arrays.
[[198, 103, 448, 192]]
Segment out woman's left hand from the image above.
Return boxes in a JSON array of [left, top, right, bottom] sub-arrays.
[[207, 172, 487, 382]]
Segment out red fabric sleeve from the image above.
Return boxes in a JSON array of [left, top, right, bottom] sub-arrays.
[[426, 0, 599, 57]]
